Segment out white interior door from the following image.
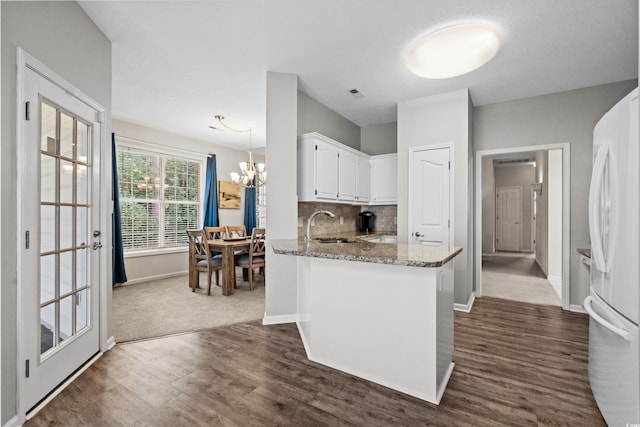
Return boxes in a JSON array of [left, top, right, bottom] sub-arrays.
[[495, 186, 522, 251], [20, 66, 102, 413], [410, 147, 451, 246]]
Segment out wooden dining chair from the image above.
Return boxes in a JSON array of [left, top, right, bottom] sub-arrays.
[[226, 225, 250, 277], [204, 226, 226, 240], [234, 228, 266, 290], [204, 226, 226, 259], [186, 229, 222, 295], [224, 225, 247, 238]]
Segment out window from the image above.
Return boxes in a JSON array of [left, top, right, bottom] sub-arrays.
[[257, 184, 266, 228], [116, 146, 201, 252]]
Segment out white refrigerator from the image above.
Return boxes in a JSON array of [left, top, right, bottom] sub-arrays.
[[585, 87, 639, 426]]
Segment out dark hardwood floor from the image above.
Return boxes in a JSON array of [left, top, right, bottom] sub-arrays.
[[26, 297, 605, 426]]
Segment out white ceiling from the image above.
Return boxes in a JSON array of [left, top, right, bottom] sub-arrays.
[[78, 0, 638, 150]]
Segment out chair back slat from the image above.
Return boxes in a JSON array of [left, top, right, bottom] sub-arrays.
[[186, 229, 208, 260], [225, 225, 247, 238], [204, 226, 225, 240], [249, 228, 266, 259]]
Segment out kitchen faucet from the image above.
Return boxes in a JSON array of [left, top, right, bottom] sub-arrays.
[[305, 210, 336, 242]]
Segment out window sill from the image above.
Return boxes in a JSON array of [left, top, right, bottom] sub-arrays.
[[124, 247, 188, 259]]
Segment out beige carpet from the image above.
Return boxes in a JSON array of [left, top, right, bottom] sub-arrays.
[[113, 273, 265, 342], [482, 253, 561, 306]]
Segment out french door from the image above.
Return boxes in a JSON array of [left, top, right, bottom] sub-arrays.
[[20, 64, 103, 413]]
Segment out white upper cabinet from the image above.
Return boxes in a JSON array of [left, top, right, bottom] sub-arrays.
[[298, 132, 393, 205], [315, 139, 339, 200], [338, 149, 357, 201], [370, 154, 397, 204], [356, 155, 371, 203], [298, 134, 338, 201]]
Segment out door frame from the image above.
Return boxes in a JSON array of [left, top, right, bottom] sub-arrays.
[[475, 142, 571, 310], [531, 189, 537, 253], [15, 48, 112, 421], [407, 143, 454, 246]]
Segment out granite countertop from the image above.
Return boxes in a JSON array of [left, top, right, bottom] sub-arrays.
[[577, 248, 591, 258], [271, 238, 462, 268]]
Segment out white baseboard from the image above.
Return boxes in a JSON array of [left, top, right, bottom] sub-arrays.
[[262, 313, 298, 325], [106, 335, 116, 350], [454, 292, 476, 313], [570, 304, 587, 314], [120, 270, 188, 286], [547, 276, 562, 300], [296, 321, 312, 358], [2, 416, 19, 427], [535, 258, 548, 277], [435, 362, 455, 405]]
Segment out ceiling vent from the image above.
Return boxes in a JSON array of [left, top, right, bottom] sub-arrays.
[[349, 88, 364, 99]]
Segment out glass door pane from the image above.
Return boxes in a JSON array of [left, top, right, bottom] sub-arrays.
[[39, 101, 92, 357]]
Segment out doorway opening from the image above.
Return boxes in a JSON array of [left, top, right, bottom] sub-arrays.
[[475, 144, 570, 309]]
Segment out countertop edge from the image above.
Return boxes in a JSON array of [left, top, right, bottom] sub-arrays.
[[271, 242, 463, 268]]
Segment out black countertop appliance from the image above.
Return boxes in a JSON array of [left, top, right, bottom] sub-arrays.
[[359, 211, 375, 232]]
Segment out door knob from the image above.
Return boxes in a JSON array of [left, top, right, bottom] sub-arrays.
[[93, 242, 103, 250], [414, 231, 423, 237]]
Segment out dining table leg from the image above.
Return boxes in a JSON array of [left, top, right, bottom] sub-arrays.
[[188, 243, 199, 290], [221, 246, 236, 295]]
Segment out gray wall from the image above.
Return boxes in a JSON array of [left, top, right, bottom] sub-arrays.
[[1, 2, 112, 422], [113, 119, 263, 283], [265, 72, 299, 321], [398, 89, 474, 306], [297, 91, 360, 150], [494, 164, 535, 252], [474, 79, 637, 306], [360, 122, 397, 155]]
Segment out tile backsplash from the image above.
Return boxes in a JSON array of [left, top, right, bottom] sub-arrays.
[[298, 202, 397, 238]]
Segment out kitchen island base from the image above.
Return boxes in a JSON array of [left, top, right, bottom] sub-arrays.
[[297, 256, 454, 404]]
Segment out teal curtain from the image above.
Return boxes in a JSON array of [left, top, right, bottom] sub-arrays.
[[203, 155, 219, 227], [112, 133, 128, 285], [244, 186, 257, 234]]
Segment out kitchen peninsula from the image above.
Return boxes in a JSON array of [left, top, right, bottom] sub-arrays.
[[271, 238, 462, 404]]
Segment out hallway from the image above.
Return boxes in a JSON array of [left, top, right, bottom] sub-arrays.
[[482, 252, 561, 306]]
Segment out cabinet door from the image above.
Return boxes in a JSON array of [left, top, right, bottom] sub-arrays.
[[356, 155, 370, 203], [338, 150, 357, 201], [371, 155, 397, 203], [315, 140, 339, 200]]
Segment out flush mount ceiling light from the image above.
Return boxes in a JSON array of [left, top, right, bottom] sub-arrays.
[[406, 23, 501, 79]]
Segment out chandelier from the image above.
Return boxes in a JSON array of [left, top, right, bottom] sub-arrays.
[[214, 115, 266, 188]]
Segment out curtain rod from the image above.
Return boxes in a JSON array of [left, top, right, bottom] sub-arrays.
[[115, 135, 215, 158]]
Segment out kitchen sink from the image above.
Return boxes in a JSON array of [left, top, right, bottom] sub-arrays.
[[316, 237, 356, 244], [358, 235, 397, 243]]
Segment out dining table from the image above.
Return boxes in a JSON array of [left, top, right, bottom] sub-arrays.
[[192, 238, 251, 296]]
